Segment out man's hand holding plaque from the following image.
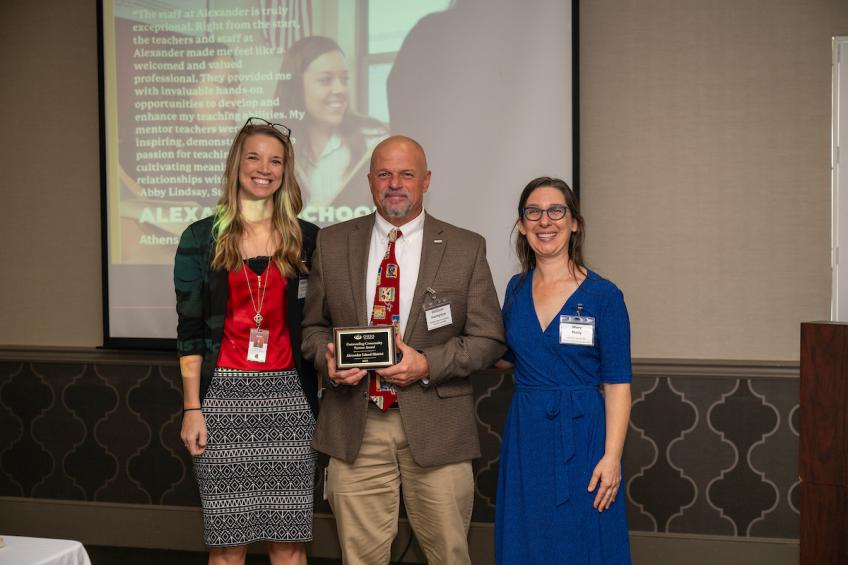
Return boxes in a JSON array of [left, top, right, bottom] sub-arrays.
[[375, 333, 430, 387], [325, 330, 430, 387], [334, 326, 396, 369], [325, 326, 394, 387], [324, 342, 368, 386]]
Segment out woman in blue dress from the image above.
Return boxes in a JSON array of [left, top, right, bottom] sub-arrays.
[[496, 177, 632, 564]]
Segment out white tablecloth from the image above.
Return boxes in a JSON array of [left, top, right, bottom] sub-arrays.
[[0, 535, 91, 565]]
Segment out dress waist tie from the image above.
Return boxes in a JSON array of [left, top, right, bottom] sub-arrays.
[[514, 383, 600, 506]]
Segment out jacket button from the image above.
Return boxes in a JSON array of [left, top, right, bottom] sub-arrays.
[[362, 391, 368, 398]]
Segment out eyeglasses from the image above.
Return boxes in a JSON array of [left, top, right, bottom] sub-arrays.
[[521, 205, 568, 221], [243, 117, 292, 138]]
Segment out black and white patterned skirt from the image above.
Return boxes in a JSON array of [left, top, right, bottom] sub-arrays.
[[195, 367, 317, 546]]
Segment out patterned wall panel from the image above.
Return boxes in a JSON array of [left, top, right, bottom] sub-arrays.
[[0, 359, 199, 507], [622, 369, 799, 539], [0, 352, 800, 541]]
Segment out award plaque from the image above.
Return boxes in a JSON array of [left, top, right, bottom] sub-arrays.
[[334, 326, 396, 369]]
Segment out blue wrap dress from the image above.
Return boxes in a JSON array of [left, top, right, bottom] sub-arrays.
[[495, 269, 632, 565]]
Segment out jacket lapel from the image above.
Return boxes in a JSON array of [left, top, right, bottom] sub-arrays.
[[405, 214, 445, 342], [349, 214, 375, 326]]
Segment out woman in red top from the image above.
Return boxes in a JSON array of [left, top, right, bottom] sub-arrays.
[[176, 118, 319, 565]]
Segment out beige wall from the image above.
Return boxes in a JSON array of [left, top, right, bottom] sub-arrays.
[[2, 1, 846, 359], [0, 2, 102, 347], [581, 0, 847, 360]]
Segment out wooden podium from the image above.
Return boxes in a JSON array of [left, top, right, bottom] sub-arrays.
[[800, 322, 848, 564]]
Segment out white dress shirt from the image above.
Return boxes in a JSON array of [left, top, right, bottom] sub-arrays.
[[301, 128, 385, 207], [303, 134, 348, 207], [365, 211, 426, 337]]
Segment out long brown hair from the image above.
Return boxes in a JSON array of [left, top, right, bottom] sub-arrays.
[[515, 176, 586, 278], [211, 124, 305, 277], [276, 36, 385, 176]]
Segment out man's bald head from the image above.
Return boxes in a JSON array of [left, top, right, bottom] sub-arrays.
[[370, 135, 428, 172]]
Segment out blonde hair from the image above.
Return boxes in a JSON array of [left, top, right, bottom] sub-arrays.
[[211, 124, 305, 277]]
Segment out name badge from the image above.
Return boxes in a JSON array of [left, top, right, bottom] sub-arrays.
[[423, 287, 452, 331], [298, 277, 308, 300], [559, 315, 595, 346], [248, 327, 269, 362], [425, 303, 452, 331]]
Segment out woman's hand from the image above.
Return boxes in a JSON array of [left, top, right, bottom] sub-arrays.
[[589, 382, 631, 512], [587, 454, 622, 512], [181, 411, 208, 456], [494, 358, 514, 370]]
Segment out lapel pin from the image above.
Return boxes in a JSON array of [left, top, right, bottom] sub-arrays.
[[434, 239, 443, 244]]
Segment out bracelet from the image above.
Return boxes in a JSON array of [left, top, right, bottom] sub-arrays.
[[183, 407, 202, 413]]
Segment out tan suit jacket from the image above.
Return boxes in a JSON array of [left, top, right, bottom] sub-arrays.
[[302, 212, 506, 467]]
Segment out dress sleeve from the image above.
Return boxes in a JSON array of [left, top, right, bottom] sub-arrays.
[[174, 224, 206, 357], [598, 287, 632, 384], [501, 275, 519, 364]]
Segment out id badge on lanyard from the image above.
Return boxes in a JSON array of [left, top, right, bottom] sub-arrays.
[[559, 304, 595, 346], [244, 261, 271, 363], [248, 327, 270, 362]]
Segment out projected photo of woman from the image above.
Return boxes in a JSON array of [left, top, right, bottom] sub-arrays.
[[276, 35, 387, 222], [175, 118, 319, 565], [496, 177, 633, 564]]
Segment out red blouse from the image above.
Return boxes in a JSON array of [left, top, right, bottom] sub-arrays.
[[216, 260, 294, 371]]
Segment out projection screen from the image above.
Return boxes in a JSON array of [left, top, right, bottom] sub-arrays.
[[100, 0, 575, 346]]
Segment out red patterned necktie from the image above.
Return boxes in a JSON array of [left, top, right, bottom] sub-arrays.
[[368, 228, 402, 411]]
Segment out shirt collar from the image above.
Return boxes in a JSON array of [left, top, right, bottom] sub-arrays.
[[373, 209, 426, 242], [318, 133, 344, 159]]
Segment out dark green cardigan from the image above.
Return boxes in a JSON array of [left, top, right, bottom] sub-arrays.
[[174, 216, 320, 417]]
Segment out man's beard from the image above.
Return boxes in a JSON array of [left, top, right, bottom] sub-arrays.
[[381, 190, 411, 218]]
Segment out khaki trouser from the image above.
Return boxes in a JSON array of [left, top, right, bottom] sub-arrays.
[[326, 407, 474, 565]]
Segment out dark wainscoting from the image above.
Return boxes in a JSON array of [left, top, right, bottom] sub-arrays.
[[0, 348, 799, 563]]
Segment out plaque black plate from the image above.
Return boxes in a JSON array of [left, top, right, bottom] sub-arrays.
[[334, 326, 396, 369]]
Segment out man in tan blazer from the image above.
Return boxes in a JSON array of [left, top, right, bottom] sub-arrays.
[[302, 135, 505, 564]]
